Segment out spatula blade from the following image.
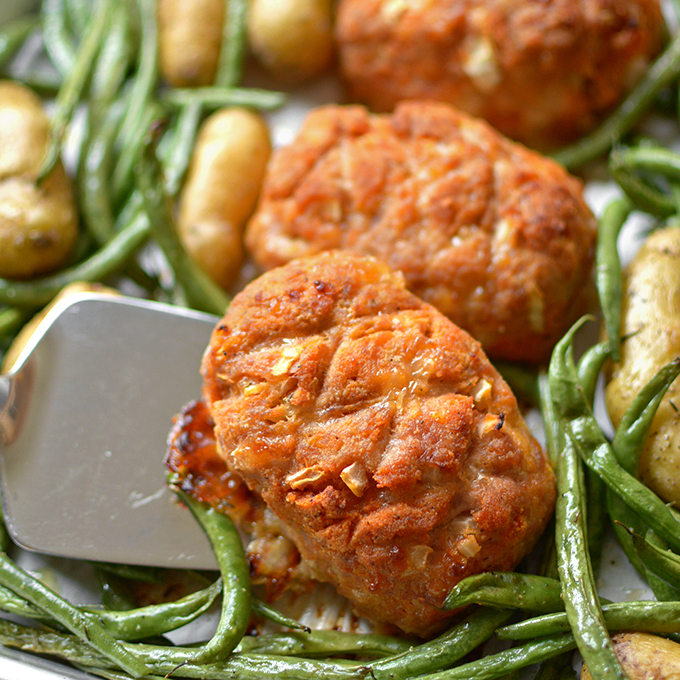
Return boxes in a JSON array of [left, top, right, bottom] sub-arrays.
[[0, 293, 221, 569]]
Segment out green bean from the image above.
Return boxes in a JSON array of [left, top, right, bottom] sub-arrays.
[[89, 2, 133, 121], [135, 141, 230, 315], [552, 29, 680, 169], [609, 146, 680, 217], [0, 551, 150, 677], [17, 70, 64, 95], [577, 342, 610, 408], [551, 325, 680, 555], [368, 607, 512, 680], [111, 0, 159, 205], [83, 578, 223, 641], [0, 211, 150, 308], [160, 86, 287, 112], [611, 358, 680, 473], [596, 198, 632, 362], [79, 102, 125, 244], [215, 0, 249, 87], [585, 467, 607, 577], [112, 101, 162, 207], [39, 0, 115, 182], [65, 0, 92, 39], [442, 572, 563, 613], [41, 0, 77, 77], [251, 597, 311, 632], [160, 101, 203, 199], [0, 617, 370, 680], [235, 629, 412, 658], [547, 321, 628, 680], [177, 493, 251, 664], [0, 15, 38, 72], [414, 633, 577, 680], [631, 530, 680, 591], [497, 600, 680, 641]]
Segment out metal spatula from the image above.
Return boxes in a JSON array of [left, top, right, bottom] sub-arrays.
[[0, 292, 221, 569]]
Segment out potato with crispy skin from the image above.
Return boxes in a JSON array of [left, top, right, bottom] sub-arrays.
[[247, 0, 334, 84], [604, 227, 680, 507], [157, 0, 224, 87], [201, 250, 556, 637], [177, 107, 271, 289], [0, 80, 78, 279], [335, 0, 665, 149], [245, 101, 597, 363]]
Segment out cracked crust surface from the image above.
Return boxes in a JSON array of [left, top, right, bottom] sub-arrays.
[[201, 251, 556, 636], [335, 0, 665, 149], [245, 101, 597, 363]]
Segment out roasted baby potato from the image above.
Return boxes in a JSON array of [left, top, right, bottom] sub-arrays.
[[604, 226, 680, 506], [247, 0, 334, 84], [157, 0, 224, 86], [177, 107, 271, 289], [0, 80, 78, 279], [581, 632, 680, 679]]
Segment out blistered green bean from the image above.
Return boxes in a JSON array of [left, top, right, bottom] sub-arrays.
[[596, 198, 632, 362], [160, 86, 286, 111], [178, 493, 251, 665], [416, 633, 577, 680], [235, 629, 411, 658], [0, 552, 149, 677], [442, 572, 563, 613], [39, 0, 115, 182], [368, 607, 512, 680], [136, 141, 230, 315], [497, 600, 680, 641], [547, 321, 628, 680]]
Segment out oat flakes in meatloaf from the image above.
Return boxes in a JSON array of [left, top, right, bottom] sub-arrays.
[[245, 101, 597, 364], [201, 250, 556, 637], [335, 0, 665, 149]]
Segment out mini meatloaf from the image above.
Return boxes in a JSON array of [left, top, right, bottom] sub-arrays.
[[335, 0, 665, 149], [245, 101, 597, 363], [201, 250, 556, 637]]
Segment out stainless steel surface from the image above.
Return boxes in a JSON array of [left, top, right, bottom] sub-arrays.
[[0, 293, 219, 569]]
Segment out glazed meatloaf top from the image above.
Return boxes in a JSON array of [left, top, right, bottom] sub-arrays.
[[245, 101, 597, 363], [335, 0, 665, 149], [201, 250, 556, 636]]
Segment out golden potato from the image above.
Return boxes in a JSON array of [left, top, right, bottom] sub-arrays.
[[604, 226, 680, 506], [177, 107, 271, 289], [157, 0, 224, 87], [0, 80, 78, 279], [581, 633, 680, 680], [247, 0, 333, 84]]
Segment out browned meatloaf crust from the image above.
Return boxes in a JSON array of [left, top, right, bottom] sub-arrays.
[[245, 101, 597, 363], [335, 0, 665, 149], [201, 250, 556, 637]]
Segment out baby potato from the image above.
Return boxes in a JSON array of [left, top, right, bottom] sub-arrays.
[[177, 107, 271, 289], [0, 80, 78, 280], [157, 0, 224, 87], [581, 632, 680, 679], [604, 226, 680, 506], [247, 0, 333, 84]]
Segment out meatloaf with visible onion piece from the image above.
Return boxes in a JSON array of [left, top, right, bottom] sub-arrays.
[[335, 0, 665, 149], [245, 101, 597, 363], [200, 250, 556, 637]]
